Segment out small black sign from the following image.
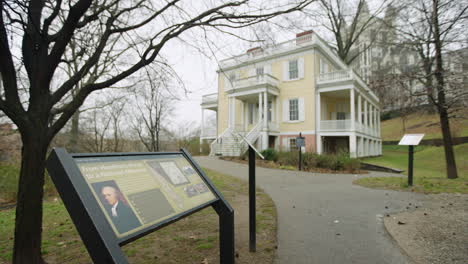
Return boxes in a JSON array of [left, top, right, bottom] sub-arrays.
[[296, 137, 305, 148]]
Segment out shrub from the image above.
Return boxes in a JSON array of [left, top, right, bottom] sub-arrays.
[[261, 148, 278, 161], [316, 154, 339, 170], [302, 152, 318, 170], [277, 151, 298, 166]]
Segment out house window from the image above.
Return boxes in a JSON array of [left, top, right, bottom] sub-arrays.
[[256, 67, 264, 76], [289, 138, 298, 151], [319, 58, 329, 74], [289, 98, 299, 121], [289, 60, 298, 79]]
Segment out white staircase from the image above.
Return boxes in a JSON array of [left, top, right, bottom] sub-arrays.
[[209, 121, 262, 157]]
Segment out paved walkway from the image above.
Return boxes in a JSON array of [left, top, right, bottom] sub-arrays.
[[195, 156, 426, 264]]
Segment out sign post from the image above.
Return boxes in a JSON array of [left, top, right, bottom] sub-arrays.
[[398, 134, 424, 187], [232, 132, 264, 252], [46, 148, 234, 264], [296, 132, 305, 171]]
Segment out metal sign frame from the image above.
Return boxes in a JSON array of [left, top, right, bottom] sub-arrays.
[[46, 148, 234, 264]]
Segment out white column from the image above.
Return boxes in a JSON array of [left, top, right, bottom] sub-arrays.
[[359, 137, 364, 157], [358, 94, 362, 126], [316, 92, 321, 132], [317, 135, 323, 154], [316, 92, 322, 154], [350, 89, 355, 131], [370, 104, 374, 133], [258, 93, 262, 124], [228, 98, 232, 128], [263, 92, 268, 129], [232, 97, 236, 130], [364, 100, 368, 129], [350, 134, 357, 158]]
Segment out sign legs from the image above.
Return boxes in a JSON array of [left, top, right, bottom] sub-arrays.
[[248, 146, 256, 252], [408, 145, 414, 186]]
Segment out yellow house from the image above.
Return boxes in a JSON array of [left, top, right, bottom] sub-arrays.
[[200, 31, 382, 158]]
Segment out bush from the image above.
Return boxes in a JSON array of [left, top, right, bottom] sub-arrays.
[[302, 152, 318, 170], [261, 148, 278, 161], [277, 151, 298, 166]]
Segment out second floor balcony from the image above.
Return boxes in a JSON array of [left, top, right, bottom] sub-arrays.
[[201, 93, 218, 110], [225, 74, 279, 93], [317, 69, 368, 91]]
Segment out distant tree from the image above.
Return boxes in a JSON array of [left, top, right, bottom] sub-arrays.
[[0, 1, 315, 262], [132, 67, 177, 152], [394, 0, 468, 179]]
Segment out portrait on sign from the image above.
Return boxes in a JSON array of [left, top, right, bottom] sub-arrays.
[[92, 180, 142, 234]]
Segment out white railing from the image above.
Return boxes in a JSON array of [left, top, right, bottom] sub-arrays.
[[245, 119, 263, 144], [320, 119, 351, 131], [317, 70, 352, 83], [201, 93, 218, 105], [227, 74, 279, 91], [220, 34, 314, 68], [201, 127, 216, 138]]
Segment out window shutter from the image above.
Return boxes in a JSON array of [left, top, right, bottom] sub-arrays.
[[282, 99, 289, 122], [298, 57, 305, 79], [299, 98, 305, 121], [283, 61, 289, 81], [265, 64, 272, 75]]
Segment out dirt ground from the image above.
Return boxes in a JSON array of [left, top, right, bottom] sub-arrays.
[[384, 193, 468, 264]]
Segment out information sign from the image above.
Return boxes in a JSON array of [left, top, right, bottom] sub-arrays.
[[46, 148, 234, 264], [296, 136, 305, 148], [398, 134, 425, 146], [75, 154, 217, 237]]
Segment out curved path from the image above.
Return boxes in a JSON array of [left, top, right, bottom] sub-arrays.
[[195, 156, 425, 264]]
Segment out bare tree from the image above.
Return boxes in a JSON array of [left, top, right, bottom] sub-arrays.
[[132, 67, 176, 152], [0, 1, 315, 262], [394, 0, 468, 179], [299, 0, 391, 64]]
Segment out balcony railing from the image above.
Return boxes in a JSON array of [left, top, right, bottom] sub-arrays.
[[317, 70, 352, 83], [321, 120, 379, 136], [201, 93, 218, 105], [220, 34, 314, 68], [320, 119, 352, 131], [226, 74, 279, 91]]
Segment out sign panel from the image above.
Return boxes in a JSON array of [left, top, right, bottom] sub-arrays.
[[74, 154, 217, 237], [46, 149, 234, 264], [296, 137, 305, 148], [398, 134, 425, 146]]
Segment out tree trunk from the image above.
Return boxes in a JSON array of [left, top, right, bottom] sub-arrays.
[[432, 0, 458, 179], [13, 132, 49, 264], [438, 108, 458, 179]]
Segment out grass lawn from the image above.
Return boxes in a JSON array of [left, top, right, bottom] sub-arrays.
[[0, 168, 277, 264], [380, 109, 468, 141], [355, 144, 468, 193]]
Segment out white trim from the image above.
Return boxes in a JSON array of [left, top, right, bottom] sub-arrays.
[[318, 84, 353, 93], [228, 87, 279, 97], [280, 131, 316, 135]]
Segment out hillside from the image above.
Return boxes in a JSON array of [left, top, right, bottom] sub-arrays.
[[380, 109, 468, 141]]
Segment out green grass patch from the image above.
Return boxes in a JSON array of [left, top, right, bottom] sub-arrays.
[[0, 168, 277, 264], [0, 163, 57, 203], [355, 144, 468, 193], [380, 109, 468, 141]]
